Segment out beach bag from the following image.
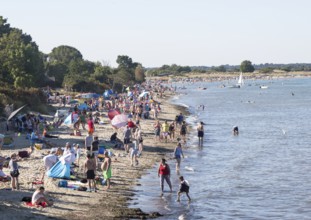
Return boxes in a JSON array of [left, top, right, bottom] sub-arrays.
[[58, 180, 68, 187], [77, 186, 87, 191], [21, 196, 32, 203], [18, 151, 29, 158]]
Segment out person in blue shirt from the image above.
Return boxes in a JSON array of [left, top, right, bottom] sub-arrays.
[[174, 143, 184, 171]]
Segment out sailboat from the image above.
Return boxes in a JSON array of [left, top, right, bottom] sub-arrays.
[[228, 72, 244, 88]]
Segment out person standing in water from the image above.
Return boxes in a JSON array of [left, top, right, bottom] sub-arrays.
[[158, 158, 172, 195], [174, 143, 184, 171], [176, 176, 191, 202], [197, 122, 204, 145]]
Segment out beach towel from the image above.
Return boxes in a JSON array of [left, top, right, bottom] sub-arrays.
[[25, 201, 47, 208]]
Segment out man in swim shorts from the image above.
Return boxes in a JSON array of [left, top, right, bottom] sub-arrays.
[[101, 151, 112, 189]]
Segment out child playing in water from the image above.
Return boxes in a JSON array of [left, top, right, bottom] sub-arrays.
[[177, 176, 191, 202]]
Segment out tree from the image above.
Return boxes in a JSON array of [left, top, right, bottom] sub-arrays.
[[0, 28, 45, 88], [49, 45, 83, 64], [240, 60, 255, 73], [134, 64, 145, 82], [116, 55, 134, 69]]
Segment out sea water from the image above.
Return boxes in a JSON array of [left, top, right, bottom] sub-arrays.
[[129, 77, 311, 219]]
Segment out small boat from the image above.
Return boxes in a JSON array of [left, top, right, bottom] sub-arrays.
[[229, 72, 244, 88], [260, 85, 268, 89]]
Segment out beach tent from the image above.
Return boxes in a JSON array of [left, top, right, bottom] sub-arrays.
[[104, 90, 114, 99], [63, 114, 72, 126], [47, 154, 71, 179], [54, 110, 69, 119]]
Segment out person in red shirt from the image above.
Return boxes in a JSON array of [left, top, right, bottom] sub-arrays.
[[158, 158, 172, 195], [87, 116, 95, 135]]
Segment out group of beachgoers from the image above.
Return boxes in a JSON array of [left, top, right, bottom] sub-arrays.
[[0, 80, 203, 208]]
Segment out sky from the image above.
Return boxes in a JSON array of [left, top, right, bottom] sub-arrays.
[[2, 0, 311, 67]]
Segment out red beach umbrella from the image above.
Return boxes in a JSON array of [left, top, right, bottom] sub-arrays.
[[108, 109, 121, 120]]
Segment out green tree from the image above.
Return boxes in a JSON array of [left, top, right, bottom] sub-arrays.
[[116, 55, 134, 69], [0, 28, 45, 88], [134, 64, 145, 82], [240, 60, 255, 73], [49, 45, 83, 64]]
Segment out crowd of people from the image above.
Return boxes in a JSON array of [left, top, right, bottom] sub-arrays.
[[0, 81, 202, 209]]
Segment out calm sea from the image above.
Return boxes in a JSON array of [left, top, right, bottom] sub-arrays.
[[129, 77, 311, 220]]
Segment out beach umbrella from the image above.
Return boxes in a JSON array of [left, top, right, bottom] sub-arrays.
[[81, 93, 99, 99], [111, 114, 128, 128], [68, 99, 79, 104], [7, 105, 27, 121], [108, 109, 121, 120], [139, 91, 150, 98]]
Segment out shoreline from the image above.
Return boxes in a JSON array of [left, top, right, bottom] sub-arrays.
[[0, 91, 190, 220]]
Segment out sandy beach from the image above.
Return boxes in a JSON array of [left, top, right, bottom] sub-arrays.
[[0, 90, 188, 219]]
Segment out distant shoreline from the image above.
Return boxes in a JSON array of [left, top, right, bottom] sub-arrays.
[[149, 71, 311, 82]]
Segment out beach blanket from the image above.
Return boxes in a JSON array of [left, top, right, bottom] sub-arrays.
[[25, 202, 47, 208]]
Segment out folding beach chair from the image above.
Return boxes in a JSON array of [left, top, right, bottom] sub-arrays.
[[97, 145, 106, 161]]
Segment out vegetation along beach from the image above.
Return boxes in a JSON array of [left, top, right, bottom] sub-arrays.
[[1, 1, 311, 219]]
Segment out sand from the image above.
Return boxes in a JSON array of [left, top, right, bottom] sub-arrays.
[[0, 91, 188, 219]]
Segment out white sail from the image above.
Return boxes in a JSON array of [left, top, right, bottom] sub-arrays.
[[238, 72, 244, 85]]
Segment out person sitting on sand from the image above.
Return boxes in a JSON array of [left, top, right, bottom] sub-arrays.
[[42, 126, 58, 138], [32, 186, 53, 206], [0, 164, 10, 182], [176, 176, 191, 202]]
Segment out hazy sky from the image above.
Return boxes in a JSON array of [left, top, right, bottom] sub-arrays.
[[2, 0, 311, 67]]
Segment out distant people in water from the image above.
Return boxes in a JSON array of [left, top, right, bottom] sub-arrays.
[[232, 126, 239, 135], [197, 122, 204, 145], [197, 104, 205, 110]]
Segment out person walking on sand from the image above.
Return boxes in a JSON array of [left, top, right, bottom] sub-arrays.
[[161, 120, 170, 143], [85, 131, 93, 154], [176, 176, 191, 202], [197, 121, 204, 145], [85, 153, 97, 192], [174, 143, 184, 171], [158, 158, 172, 195], [123, 125, 131, 153], [101, 151, 112, 190], [154, 120, 161, 142], [169, 121, 176, 141], [9, 153, 20, 190]]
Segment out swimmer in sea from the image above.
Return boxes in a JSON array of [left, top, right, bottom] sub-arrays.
[[232, 126, 239, 136]]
